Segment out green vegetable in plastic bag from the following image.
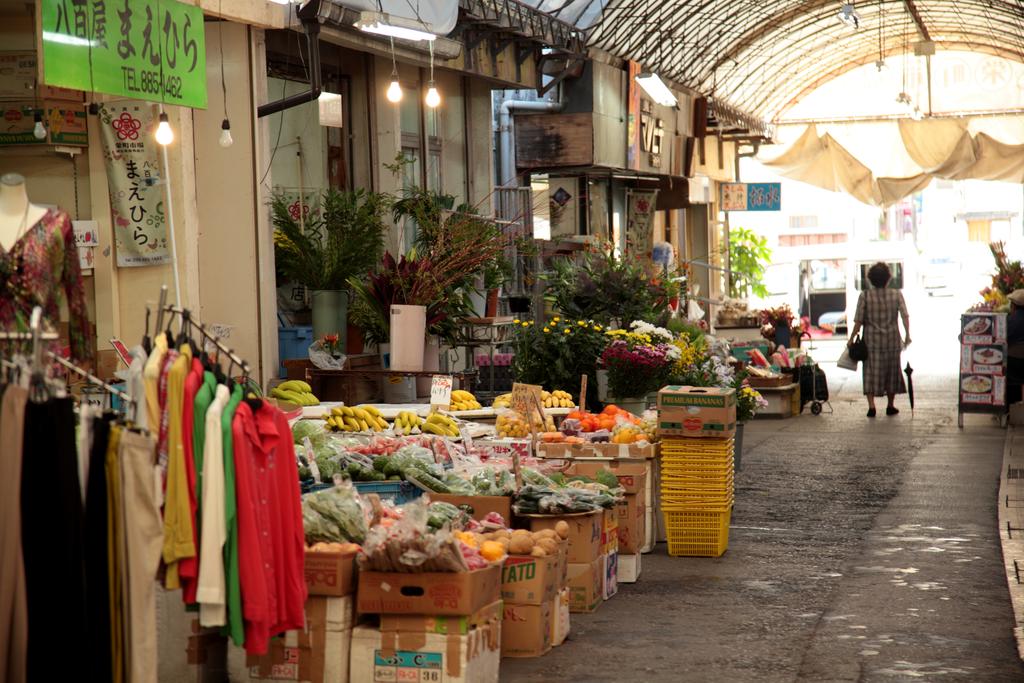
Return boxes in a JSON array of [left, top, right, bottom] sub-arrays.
[[303, 484, 368, 543]]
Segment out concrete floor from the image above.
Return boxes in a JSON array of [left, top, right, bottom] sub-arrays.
[[501, 346, 1024, 682]]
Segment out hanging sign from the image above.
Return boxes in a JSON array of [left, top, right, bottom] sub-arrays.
[[721, 182, 782, 211], [40, 0, 207, 109], [98, 101, 171, 267], [625, 189, 658, 258]]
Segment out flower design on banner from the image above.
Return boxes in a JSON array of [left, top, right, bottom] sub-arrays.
[[112, 111, 142, 141]]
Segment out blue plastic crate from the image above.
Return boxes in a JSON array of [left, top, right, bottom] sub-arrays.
[[278, 326, 313, 378], [302, 480, 424, 505]]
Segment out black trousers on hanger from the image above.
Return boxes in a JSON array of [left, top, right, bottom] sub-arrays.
[[20, 397, 87, 680], [85, 413, 114, 683]]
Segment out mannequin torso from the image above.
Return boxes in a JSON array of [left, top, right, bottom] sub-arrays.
[[0, 174, 49, 251]]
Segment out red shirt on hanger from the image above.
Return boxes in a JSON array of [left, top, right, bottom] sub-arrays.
[[179, 356, 204, 603], [231, 400, 306, 655]]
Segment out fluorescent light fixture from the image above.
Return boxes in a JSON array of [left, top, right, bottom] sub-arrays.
[[42, 31, 96, 47], [634, 73, 678, 107], [837, 3, 861, 29], [354, 12, 436, 42]]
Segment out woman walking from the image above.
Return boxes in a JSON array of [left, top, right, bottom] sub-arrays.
[[848, 262, 911, 417]]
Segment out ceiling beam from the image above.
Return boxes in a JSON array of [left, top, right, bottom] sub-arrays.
[[902, 0, 932, 42]]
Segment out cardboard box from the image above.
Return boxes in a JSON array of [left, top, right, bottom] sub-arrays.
[[602, 510, 619, 555], [305, 552, 357, 597], [349, 620, 500, 683], [616, 493, 647, 554], [556, 539, 568, 587], [357, 565, 501, 616], [429, 493, 512, 523], [564, 459, 650, 495], [378, 601, 502, 636], [501, 554, 558, 605], [619, 553, 642, 583], [527, 511, 602, 564], [501, 602, 552, 658], [566, 557, 603, 613], [657, 386, 737, 438], [551, 588, 570, 647], [537, 441, 658, 459], [603, 552, 618, 600], [246, 597, 354, 682]]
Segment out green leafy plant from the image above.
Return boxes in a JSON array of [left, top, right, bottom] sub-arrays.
[[545, 248, 669, 326], [272, 189, 388, 291], [728, 226, 772, 299], [510, 318, 608, 399]]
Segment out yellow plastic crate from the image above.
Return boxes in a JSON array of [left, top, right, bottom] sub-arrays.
[[663, 507, 732, 557], [661, 437, 735, 451]]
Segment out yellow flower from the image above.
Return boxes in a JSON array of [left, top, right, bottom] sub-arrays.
[[564, 328, 572, 334], [513, 319, 520, 324], [552, 316, 560, 322], [543, 327, 551, 333], [578, 320, 586, 326]]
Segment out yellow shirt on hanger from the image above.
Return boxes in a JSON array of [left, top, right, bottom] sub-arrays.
[[142, 334, 168, 437], [162, 343, 196, 589]]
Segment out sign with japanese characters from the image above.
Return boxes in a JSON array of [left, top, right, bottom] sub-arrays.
[[625, 189, 658, 258], [98, 102, 170, 267], [40, 0, 207, 109], [721, 182, 782, 211]]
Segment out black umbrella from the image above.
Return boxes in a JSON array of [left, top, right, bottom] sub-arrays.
[[904, 363, 915, 416]]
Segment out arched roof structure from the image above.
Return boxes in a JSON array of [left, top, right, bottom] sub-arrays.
[[526, 0, 1024, 121]]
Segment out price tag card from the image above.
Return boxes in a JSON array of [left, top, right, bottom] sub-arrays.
[[511, 382, 544, 415], [430, 374, 453, 410]]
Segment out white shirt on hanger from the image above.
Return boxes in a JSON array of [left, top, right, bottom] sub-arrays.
[[197, 384, 230, 627]]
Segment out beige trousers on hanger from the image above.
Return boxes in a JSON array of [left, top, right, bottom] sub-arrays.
[[0, 385, 28, 683]]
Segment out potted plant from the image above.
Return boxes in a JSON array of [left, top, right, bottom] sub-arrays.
[[599, 322, 677, 414], [510, 317, 608, 407], [272, 189, 387, 345], [728, 226, 772, 300], [759, 305, 796, 348]]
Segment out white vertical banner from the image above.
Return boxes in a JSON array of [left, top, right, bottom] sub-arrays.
[[626, 189, 658, 258], [97, 102, 172, 267]]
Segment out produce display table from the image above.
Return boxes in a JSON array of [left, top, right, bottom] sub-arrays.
[[753, 382, 800, 418], [305, 368, 477, 404]]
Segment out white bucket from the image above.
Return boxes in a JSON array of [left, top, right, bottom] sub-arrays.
[[389, 305, 427, 371]]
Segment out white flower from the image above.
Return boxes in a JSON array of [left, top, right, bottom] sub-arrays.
[[665, 345, 682, 361], [629, 320, 674, 343]]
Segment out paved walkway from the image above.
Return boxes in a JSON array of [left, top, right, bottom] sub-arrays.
[[502, 351, 1024, 682]]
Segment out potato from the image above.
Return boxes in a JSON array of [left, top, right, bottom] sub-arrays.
[[531, 546, 547, 557], [555, 520, 570, 539], [508, 536, 534, 555], [538, 538, 559, 554], [497, 537, 510, 549], [493, 529, 511, 539], [511, 528, 531, 537], [537, 529, 558, 539]]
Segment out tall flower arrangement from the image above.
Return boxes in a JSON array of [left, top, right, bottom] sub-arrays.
[[510, 317, 607, 395], [600, 322, 679, 398]]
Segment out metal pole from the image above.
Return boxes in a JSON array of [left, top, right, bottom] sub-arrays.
[[158, 105, 182, 306]]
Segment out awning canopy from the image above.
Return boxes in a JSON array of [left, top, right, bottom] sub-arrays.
[[761, 119, 1024, 207], [527, 0, 1024, 122]]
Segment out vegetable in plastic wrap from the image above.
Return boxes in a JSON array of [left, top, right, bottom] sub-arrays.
[[302, 483, 368, 543], [358, 499, 469, 572], [292, 420, 328, 446], [426, 501, 469, 530]]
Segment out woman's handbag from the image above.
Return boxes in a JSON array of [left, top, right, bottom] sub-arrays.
[[849, 292, 870, 362], [849, 334, 868, 362], [837, 346, 858, 371]]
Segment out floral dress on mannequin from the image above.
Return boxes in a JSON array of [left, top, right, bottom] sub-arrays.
[[0, 208, 93, 363]]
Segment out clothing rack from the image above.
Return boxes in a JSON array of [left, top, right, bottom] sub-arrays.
[[161, 305, 251, 375], [46, 351, 134, 406]]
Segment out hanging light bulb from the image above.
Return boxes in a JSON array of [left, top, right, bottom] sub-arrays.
[[219, 118, 234, 148], [386, 76, 403, 103], [155, 112, 174, 145], [32, 111, 46, 140], [425, 82, 441, 108]]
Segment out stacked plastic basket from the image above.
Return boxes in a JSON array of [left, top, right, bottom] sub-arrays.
[[659, 437, 735, 557]]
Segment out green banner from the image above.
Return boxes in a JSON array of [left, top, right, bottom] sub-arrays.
[[41, 0, 207, 109]]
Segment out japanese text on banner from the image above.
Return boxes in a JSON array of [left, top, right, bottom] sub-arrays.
[[41, 0, 207, 109], [98, 102, 170, 267]]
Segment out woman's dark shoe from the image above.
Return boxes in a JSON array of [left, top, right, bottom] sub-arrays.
[[886, 406, 899, 416], [867, 408, 877, 418]]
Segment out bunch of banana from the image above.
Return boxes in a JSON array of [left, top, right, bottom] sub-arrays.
[[449, 390, 482, 412], [324, 405, 389, 433], [422, 412, 461, 437], [542, 390, 575, 409], [492, 393, 512, 409], [393, 410, 424, 435], [270, 380, 320, 406]]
